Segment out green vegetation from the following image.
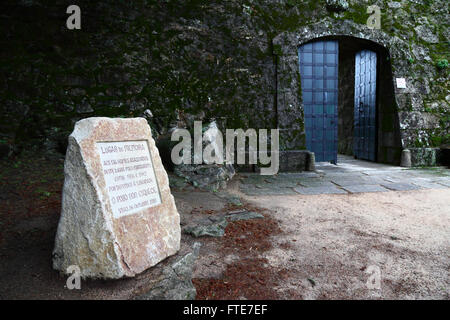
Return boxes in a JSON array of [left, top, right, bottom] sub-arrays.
[[435, 58, 448, 70]]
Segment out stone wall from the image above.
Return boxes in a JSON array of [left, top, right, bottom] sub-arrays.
[[0, 0, 448, 167], [274, 0, 449, 165]]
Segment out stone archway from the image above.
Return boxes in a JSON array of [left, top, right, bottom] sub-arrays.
[[273, 17, 425, 166]]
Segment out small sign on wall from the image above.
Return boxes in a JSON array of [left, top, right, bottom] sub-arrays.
[[396, 78, 407, 89]]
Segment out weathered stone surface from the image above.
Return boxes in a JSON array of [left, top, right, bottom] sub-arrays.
[[400, 149, 412, 167], [215, 191, 243, 206], [381, 182, 421, 191], [182, 209, 265, 238], [183, 217, 228, 238], [326, 0, 349, 12], [294, 186, 348, 195], [173, 121, 236, 191], [135, 242, 201, 300], [239, 155, 450, 195], [273, 12, 449, 160], [225, 211, 264, 222], [410, 147, 438, 167], [341, 184, 389, 193], [414, 24, 439, 44], [278, 150, 312, 172], [53, 117, 181, 279], [243, 187, 297, 196]]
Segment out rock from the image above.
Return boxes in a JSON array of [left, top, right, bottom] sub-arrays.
[[175, 163, 235, 191], [388, 2, 402, 9], [326, 0, 349, 12], [135, 242, 201, 300], [414, 25, 439, 44], [183, 217, 228, 237], [53, 117, 181, 279], [173, 121, 235, 191], [409, 147, 438, 167], [307, 152, 316, 171], [168, 173, 189, 190], [183, 209, 265, 238], [215, 192, 243, 206], [400, 149, 412, 167], [225, 211, 264, 222], [76, 98, 94, 114], [278, 150, 312, 172]]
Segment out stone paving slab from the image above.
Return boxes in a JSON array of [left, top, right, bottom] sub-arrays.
[[243, 188, 297, 196], [341, 184, 390, 193], [330, 179, 365, 186], [362, 170, 408, 176], [238, 156, 450, 196], [410, 181, 448, 189], [293, 186, 348, 195], [435, 180, 450, 187], [411, 168, 450, 177], [380, 182, 422, 191], [331, 176, 388, 186], [381, 176, 422, 184], [320, 171, 367, 177], [297, 180, 336, 188], [276, 172, 320, 178], [269, 181, 301, 188]]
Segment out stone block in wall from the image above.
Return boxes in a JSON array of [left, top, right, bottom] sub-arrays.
[[278, 129, 306, 151], [399, 111, 440, 130], [278, 150, 313, 172], [409, 148, 439, 167], [236, 150, 312, 172]]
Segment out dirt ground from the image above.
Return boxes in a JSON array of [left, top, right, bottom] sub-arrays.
[[0, 154, 449, 299], [230, 184, 450, 300]]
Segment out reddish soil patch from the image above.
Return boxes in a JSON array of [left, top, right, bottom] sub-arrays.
[[193, 205, 284, 300], [193, 258, 280, 300], [222, 214, 281, 253]]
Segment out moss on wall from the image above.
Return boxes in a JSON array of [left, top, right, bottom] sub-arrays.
[[0, 0, 448, 154]]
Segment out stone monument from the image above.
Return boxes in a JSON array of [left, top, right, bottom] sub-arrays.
[[53, 117, 181, 279]]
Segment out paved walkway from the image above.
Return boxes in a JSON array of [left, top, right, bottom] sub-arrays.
[[239, 155, 450, 195]]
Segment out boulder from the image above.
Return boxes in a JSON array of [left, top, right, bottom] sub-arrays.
[[53, 117, 181, 279]]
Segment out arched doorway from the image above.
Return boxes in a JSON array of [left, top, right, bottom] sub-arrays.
[[273, 18, 411, 169], [297, 37, 401, 164]]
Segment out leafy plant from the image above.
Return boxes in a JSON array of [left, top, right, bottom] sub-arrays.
[[435, 58, 448, 70]]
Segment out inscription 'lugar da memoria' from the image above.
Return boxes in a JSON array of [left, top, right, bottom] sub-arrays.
[[97, 141, 161, 219], [53, 117, 180, 279]]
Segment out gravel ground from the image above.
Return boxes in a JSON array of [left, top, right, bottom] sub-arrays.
[[236, 188, 450, 299]]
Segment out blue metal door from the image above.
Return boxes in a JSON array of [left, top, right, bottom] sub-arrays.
[[298, 41, 338, 163], [354, 50, 377, 161]]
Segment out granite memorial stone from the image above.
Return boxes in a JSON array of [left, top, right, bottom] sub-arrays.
[[53, 117, 181, 279]]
